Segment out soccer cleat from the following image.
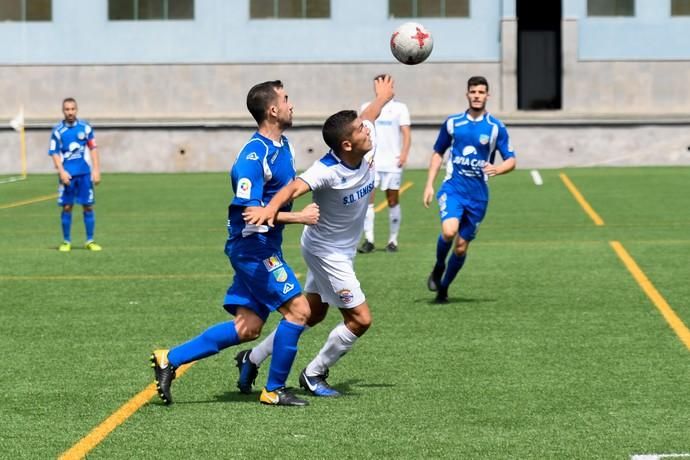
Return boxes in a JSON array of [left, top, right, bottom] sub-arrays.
[[150, 349, 176, 405], [298, 368, 341, 397], [85, 241, 102, 251], [58, 242, 71, 252], [427, 265, 444, 292], [357, 240, 375, 254], [386, 242, 398, 252], [260, 387, 309, 406], [235, 349, 259, 394], [434, 286, 449, 304]]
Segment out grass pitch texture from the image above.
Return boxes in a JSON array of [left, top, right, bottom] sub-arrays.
[[1, 169, 689, 459]]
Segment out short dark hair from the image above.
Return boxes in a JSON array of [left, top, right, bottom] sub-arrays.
[[246, 80, 283, 124], [322, 110, 358, 153], [467, 76, 489, 91], [62, 97, 77, 107]]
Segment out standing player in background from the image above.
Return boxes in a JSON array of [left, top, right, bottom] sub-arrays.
[[150, 80, 319, 407], [48, 98, 101, 252], [423, 76, 516, 303], [238, 76, 395, 397], [358, 74, 411, 253]]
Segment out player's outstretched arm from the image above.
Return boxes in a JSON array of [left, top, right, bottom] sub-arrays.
[[423, 152, 444, 208], [360, 75, 395, 123], [276, 202, 319, 226], [243, 178, 311, 227]]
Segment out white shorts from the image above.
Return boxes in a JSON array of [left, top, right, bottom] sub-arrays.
[[375, 171, 402, 191], [301, 247, 365, 309]]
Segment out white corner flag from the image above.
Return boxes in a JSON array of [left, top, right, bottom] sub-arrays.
[[9, 107, 24, 132]]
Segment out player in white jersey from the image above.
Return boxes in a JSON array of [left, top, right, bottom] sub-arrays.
[[238, 76, 395, 397], [358, 74, 411, 254]]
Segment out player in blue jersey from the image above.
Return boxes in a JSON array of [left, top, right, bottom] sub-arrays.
[[423, 76, 516, 303], [48, 98, 101, 252], [150, 80, 319, 407]]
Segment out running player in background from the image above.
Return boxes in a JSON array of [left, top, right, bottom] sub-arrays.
[[357, 74, 411, 253], [423, 76, 516, 303], [48, 98, 101, 252], [150, 80, 319, 407], [238, 75, 395, 397]]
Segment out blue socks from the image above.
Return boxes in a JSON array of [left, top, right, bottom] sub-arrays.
[[441, 253, 467, 289], [435, 234, 452, 271], [61, 211, 72, 242], [83, 210, 95, 241], [266, 320, 305, 391], [167, 321, 240, 368]]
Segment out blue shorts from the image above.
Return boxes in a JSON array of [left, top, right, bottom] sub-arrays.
[[222, 238, 302, 322], [57, 174, 94, 206], [437, 186, 488, 242]]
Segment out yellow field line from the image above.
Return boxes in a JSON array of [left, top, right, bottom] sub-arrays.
[[374, 181, 413, 212], [0, 193, 57, 210], [58, 363, 194, 460], [559, 173, 605, 226], [610, 241, 690, 351]]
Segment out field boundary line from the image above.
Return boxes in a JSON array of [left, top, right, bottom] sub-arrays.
[[610, 241, 690, 350], [0, 193, 57, 210], [58, 363, 194, 460], [559, 173, 605, 226], [374, 181, 413, 212]]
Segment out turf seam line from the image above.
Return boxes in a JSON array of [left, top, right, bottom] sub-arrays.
[[610, 241, 690, 351], [374, 181, 413, 213], [559, 173, 605, 226], [0, 193, 57, 210], [58, 363, 194, 460]]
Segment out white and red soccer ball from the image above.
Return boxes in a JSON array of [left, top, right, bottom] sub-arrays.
[[390, 22, 433, 65]]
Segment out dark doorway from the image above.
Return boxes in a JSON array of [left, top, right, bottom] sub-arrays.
[[517, 0, 562, 110]]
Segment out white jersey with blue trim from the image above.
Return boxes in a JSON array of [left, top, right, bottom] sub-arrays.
[[434, 111, 515, 203], [299, 120, 376, 257]]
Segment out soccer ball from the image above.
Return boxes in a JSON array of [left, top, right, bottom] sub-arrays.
[[390, 22, 433, 65]]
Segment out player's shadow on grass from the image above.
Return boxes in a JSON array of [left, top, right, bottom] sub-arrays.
[[419, 296, 497, 306]]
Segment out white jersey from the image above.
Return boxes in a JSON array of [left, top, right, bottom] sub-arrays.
[[299, 121, 376, 257], [359, 99, 410, 173]]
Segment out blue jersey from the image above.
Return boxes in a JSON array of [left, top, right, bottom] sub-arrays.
[[48, 119, 97, 177], [227, 132, 296, 249], [433, 111, 515, 202]]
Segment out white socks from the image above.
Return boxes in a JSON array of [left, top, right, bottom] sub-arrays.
[[249, 325, 311, 366], [388, 204, 401, 244], [305, 323, 358, 376], [363, 203, 375, 243]]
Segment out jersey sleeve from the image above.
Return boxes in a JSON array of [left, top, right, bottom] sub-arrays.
[[399, 103, 411, 126], [494, 122, 516, 161], [48, 129, 60, 156], [231, 147, 266, 207], [299, 161, 337, 191], [432, 119, 452, 155], [85, 124, 97, 149]]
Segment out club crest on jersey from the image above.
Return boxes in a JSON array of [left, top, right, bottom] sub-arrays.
[[272, 267, 288, 282], [77, 132, 85, 140], [237, 178, 251, 199], [338, 289, 354, 304], [479, 134, 489, 145], [246, 152, 259, 161], [263, 255, 283, 272]]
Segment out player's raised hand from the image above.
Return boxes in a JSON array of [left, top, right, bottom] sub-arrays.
[[374, 74, 395, 103], [299, 202, 320, 225], [423, 184, 434, 208], [243, 206, 277, 227]]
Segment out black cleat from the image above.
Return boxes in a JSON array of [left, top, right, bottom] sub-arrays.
[[357, 240, 375, 254], [427, 265, 445, 292], [434, 286, 449, 304], [385, 242, 398, 252], [298, 368, 340, 397], [235, 349, 259, 394], [260, 387, 309, 406], [150, 349, 176, 405]]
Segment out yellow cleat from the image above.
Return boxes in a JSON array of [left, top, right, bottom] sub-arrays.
[[58, 242, 71, 252], [260, 387, 309, 406], [85, 241, 102, 251]]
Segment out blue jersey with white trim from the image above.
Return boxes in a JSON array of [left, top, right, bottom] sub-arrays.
[[227, 132, 295, 249], [48, 119, 96, 176], [433, 111, 515, 202]]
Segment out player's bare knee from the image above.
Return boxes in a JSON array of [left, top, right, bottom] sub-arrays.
[[454, 240, 469, 256], [307, 307, 328, 327], [441, 229, 455, 241], [282, 295, 310, 325]]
